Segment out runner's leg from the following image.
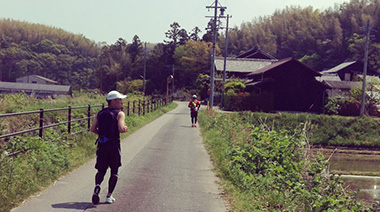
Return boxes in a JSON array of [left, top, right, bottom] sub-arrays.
[[108, 168, 119, 194], [95, 169, 106, 185], [92, 169, 106, 204]]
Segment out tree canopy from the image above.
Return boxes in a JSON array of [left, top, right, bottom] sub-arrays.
[[0, 19, 99, 90]]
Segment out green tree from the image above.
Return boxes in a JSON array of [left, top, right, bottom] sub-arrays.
[[117, 79, 143, 95], [195, 73, 210, 100], [145, 43, 174, 94], [190, 27, 202, 41], [348, 32, 380, 73], [174, 40, 218, 89], [127, 35, 143, 79], [164, 22, 187, 47], [127, 35, 142, 63]]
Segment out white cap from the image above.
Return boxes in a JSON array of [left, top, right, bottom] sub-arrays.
[[106, 90, 127, 100], [192, 95, 197, 99]]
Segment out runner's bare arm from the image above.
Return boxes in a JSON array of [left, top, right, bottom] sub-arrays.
[[117, 111, 128, 133], [90, 116, 98, 134]]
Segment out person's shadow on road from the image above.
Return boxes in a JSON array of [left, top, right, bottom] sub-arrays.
[[180, 125, 196, 128], [51, 202, 97, 210]]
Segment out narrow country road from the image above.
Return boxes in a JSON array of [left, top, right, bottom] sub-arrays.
[[12, 101, 227, 212]]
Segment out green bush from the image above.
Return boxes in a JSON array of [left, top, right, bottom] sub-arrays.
[[117, 79, 144, 95], [224, 90, 250, 111], [224, 91, 274, 112], [224, 81, 246, 93], [199, 111, 374, 211]]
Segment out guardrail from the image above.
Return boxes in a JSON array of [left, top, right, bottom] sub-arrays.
[[0, 98, 167, 141]]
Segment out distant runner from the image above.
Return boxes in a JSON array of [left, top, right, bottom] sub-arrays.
[[188, 95, 201, 127], [90, 90, 128, 204]]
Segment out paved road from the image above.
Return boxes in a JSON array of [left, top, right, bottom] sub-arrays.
[[12, 101, 227, 212]]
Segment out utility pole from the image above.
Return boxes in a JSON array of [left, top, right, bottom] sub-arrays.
[[206, 0, 226, 110], [172, 64, 175, 100], [221, 14, 231, 108], [143, 42, 147, 96], [360, 20, 371, 117]]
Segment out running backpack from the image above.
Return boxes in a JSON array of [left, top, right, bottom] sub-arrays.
[[96, 108, 119, 145]]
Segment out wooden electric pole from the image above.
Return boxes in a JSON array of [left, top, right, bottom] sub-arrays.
[[206, 0, 226, 110], [360, 20, 371, 117], [221, 14, 231, 108], [143, 42, 147, 96]]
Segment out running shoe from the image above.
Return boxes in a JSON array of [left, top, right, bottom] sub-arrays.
[[92, 185, 101, 204], [106, 196, 116, 204]]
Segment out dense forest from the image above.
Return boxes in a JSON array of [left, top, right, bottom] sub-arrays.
[[0, 19, 99, 90], [0, 0, 379, 95]]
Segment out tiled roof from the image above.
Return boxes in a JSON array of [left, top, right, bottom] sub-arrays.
[[321, 61, 357, 74], [316, 74, 341, 82], [236, 46, 277, 60], [245, 78, 273, 86], [0, 82, 70, 93], [246, 57, 321, 76], [215, 57, 277, 73], [32, 75, 58, 84], [17, 75, 58, 84], [323, 80, 360, 90]]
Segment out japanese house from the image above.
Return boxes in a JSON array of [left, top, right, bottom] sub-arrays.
[[245, 57, 327, 113]]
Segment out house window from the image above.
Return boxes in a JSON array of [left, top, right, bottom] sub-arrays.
[[344, 73, 351, 81], [32, 81, 37, 83]]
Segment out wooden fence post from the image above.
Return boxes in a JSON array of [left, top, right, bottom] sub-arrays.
[[39, 108, 44, 138], [87, 105, 91, 130], [133, 101, 135, 114], [138, 100, 141, 115], [127, 101, 130, 116], [143, 100, 145, 115], [145, 100, 148, 114], [68, 106, 72, 134]]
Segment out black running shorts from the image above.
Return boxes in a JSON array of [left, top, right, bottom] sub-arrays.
[[95, 142, 121, 170]]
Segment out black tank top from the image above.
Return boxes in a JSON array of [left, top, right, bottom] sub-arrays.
[[96, 107, 120, 144]]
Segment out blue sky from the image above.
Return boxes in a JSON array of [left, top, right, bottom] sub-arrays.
[[0, 0, 349, 44]]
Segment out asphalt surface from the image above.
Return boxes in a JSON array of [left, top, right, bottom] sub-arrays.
[[12, 101, 227, 212]]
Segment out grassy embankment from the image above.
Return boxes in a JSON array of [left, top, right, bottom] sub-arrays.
[[0, 92, 177, 212], [199, 110, 380, 211]]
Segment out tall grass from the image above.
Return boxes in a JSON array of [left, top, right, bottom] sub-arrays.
[[0, 92, 176, 212], [0, 91, 149, 113], [199, 110, 376, 211], [237, 111, 380, 148]]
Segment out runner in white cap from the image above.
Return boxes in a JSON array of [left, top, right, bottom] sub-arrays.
[[90, 90, 128, 204]]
